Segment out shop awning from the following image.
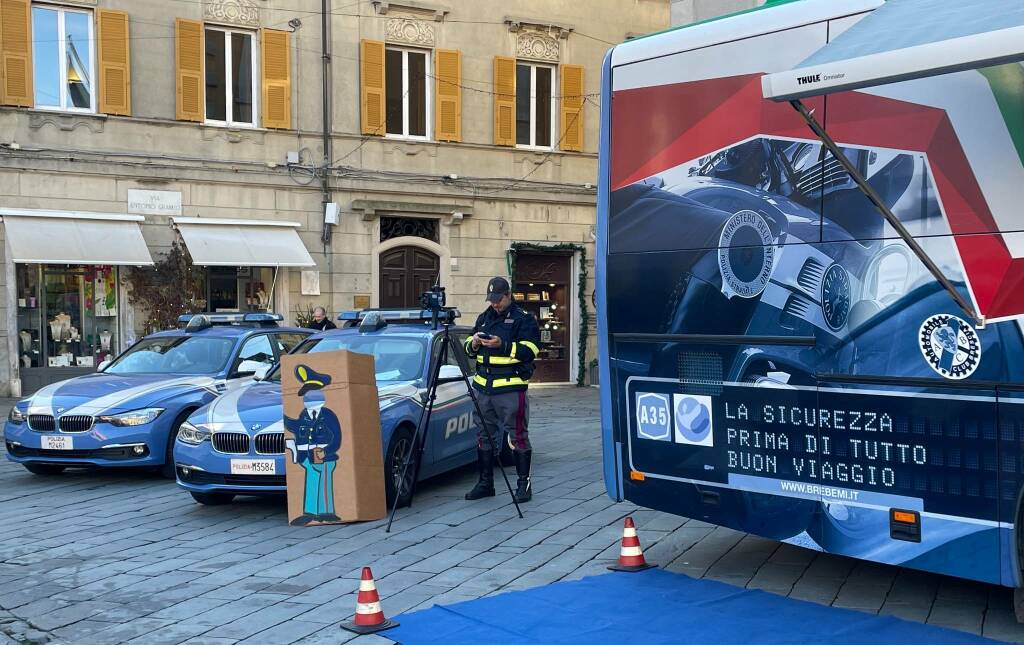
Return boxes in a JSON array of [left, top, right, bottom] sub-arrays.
[[762, 0, 1024, 101], [171, 217, 315, 267], [0, 208, 154, 265]]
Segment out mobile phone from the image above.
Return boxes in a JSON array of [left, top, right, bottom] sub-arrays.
[[477, 333, 493, 340]]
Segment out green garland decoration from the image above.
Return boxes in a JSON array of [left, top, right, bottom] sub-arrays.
[[506, 242, 589, 387]]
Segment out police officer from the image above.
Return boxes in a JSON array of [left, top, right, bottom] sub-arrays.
[[463, 277, 541, 503]]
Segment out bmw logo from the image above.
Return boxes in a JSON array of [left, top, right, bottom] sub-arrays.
[[919, 314, 981, 380], [820, 264, 851, 331], [250, 423, 262, 432], [55, 407, 65, 415]]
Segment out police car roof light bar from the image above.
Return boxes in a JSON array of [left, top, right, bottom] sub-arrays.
[[178, 312, 284, 329], [789, 99, 984, 329], [338, 308, 462, 323]]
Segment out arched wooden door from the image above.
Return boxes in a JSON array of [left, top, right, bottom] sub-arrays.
[[379, 246, 440, 308]]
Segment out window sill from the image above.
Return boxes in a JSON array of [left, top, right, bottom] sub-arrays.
[[516, 144, 555, 152], [384, 133, 432, 143], [27, 107, 104, 119], [204, 121, 260, 130]]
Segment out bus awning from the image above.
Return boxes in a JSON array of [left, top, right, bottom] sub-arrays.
[[171, 217, 315, 267], [762, 0, 1024, 101], [0, 208, 154, 265]]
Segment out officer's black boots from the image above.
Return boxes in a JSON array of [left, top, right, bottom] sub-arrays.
[[465, 449, 496, 500], [513, 449, 532, 503]]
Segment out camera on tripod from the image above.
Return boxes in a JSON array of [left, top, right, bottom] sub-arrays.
[[419, 283, 459, 327]]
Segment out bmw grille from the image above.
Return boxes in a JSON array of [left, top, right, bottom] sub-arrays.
[[212, 432, 250, 454], [254, 433, 284, 455]]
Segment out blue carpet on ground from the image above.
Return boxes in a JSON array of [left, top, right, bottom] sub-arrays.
[[384, 569, 1006, 644]]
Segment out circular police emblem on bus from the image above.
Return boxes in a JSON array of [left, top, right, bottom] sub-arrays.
[[821, 263, 851, 331], [919, 314, 980, 380], [718, 210, 775, 299]]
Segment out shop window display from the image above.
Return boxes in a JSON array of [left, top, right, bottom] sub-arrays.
[[208, 266, 274, 312], [18, 265, 120, 371], [513, 253, 573, 383]]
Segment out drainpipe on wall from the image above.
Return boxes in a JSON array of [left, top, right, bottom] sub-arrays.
[[320, 0, 333, 248]]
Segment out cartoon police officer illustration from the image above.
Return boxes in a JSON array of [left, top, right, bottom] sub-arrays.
[[284, 365, 342, 526]]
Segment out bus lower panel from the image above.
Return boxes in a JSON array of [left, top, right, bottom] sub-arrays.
[[624, 477, 1008, 586]]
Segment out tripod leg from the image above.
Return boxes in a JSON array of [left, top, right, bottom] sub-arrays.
[[385, 350, 443, 533]]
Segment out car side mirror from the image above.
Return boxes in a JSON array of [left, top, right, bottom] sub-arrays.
[[96, 359, 111, 372], [253, 364, 272, 381], [437, 364, 463, 383], [234, 359, 268, 378]]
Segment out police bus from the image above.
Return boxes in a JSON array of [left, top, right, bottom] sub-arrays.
[[597, 0, 1024, 595]]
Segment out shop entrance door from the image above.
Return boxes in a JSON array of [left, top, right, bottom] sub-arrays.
[[514, 252, 573, 383], [380, 246, 439, 308]]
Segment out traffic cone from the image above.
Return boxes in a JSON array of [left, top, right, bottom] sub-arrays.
[[340, 567, 399, 634], [608, 516, 656, 572]]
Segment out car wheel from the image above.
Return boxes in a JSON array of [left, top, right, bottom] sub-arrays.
[[161, 412, 192, 479], [190, 492, 235, 505], [24, 463, 65, 476], [385, 426, 417, 509]]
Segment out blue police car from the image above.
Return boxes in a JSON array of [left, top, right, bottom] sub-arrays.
[[4, 313, 310, 477], [174, 309, 490, 507]]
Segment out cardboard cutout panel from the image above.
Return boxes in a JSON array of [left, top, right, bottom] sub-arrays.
[[282, 351, 386, 525]]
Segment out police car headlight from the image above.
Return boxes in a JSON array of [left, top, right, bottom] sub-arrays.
[[177, 421, 212, 445], [97, 407, 165, 427], [7, 405, 27, 424], [378, 394, 403, 410]]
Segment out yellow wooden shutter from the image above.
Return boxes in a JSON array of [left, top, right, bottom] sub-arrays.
[[493, 56, 516, 146], [434, 48, 461, 142], [97, 10, 131, 116], [175, 18, 204, 122], [0, 0, 33, 107], [361, 39, 385, 135], [261, 28, 291, 129], [560, 64, 584, 152]]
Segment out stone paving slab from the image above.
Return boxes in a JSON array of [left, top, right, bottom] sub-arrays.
[[1, 388, 1024, 643]]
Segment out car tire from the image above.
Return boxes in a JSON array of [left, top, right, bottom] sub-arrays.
[[385, 426, 417, 509], [161, 412, 193, 479], [24, 463, 65, 476], [190, 491, 235, 505]]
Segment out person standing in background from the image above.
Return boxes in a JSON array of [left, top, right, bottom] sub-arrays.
[[308, 306, 336, 331]]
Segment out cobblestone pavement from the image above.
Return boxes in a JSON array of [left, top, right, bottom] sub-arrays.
[[0, 387, 1023, 644]]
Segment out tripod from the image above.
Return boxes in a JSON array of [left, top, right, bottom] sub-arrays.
[[385, 320, 523, 533]]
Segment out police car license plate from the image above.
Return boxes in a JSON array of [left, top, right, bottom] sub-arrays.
[[42, 435, 73, 450], [230, 459, 276, 475]]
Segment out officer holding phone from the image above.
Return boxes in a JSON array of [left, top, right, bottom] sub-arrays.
[[463, 277, 541, 503]]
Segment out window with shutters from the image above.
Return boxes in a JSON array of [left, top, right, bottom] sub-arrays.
[[515, 62, 555, 149], [204, 26, 257, 127], [31, 5, 95, 112], [384, 46, 429, 140]]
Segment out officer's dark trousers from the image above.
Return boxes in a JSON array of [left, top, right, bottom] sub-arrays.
[[474, 389, 530, 453]]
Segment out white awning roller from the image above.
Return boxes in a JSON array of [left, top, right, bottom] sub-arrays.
[[762, 0, 1024, 101], [0, 208, 154, 265], [171, 217, 316, 267]]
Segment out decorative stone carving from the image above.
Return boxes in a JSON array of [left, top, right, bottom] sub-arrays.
[[204, 0, 259, 27], [29, 112, 105, 133], [385, 17, 435, 46], [200, 125, 266, 145], [516, 31, 560, 62]]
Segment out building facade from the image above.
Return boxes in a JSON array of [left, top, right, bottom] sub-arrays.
[[0, 0, 669, 395], [670, 0, 763, 25]]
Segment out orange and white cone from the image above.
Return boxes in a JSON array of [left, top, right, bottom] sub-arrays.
[[608, 516, 656, 572], [340, 567, 399, 634]]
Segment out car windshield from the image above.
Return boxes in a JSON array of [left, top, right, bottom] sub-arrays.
[[268, 335, 426, 384], [105, 336, 236, 375]]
